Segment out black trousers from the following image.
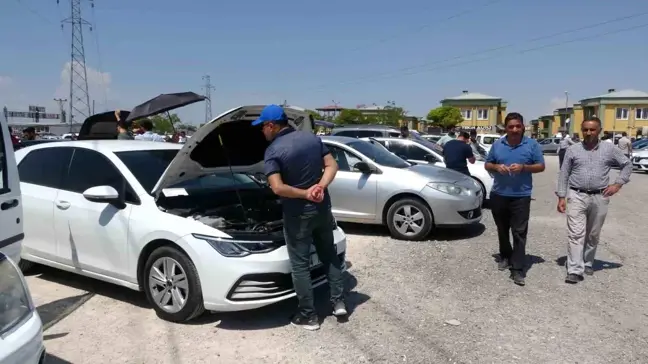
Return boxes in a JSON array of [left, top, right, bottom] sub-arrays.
[[558, 148, 566, 168], [490, 193, 531, 271]]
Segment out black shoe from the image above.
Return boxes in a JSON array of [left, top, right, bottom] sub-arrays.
[[584, 267, 594, 276], [510, 271, 525, 286], [498, 258, 511, 271], [565, 274, 584, 284], [291, 314, 320, 331], [332, 301, 348, 317]]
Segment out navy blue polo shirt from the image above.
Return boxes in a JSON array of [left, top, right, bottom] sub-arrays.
[[486, 136, 544, 197], [442, 139, 473, 175], [263, 127, 331, 216]]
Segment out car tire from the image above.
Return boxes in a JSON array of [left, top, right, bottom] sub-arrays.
[[143, 246, 205, 323], [386, 197, 434, 241], [18, 259, 35, 273]]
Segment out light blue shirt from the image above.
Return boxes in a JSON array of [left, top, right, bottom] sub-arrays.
[[486, 136, 544, 197], [134, 131, 166, 142]]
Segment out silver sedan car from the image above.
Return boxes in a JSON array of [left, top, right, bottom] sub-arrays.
[[322, 136, 483, 241]]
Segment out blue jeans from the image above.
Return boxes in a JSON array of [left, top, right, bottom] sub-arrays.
[[283, 208, 345, 318]]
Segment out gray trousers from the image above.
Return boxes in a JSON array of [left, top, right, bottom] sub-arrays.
[[566, 189, 609, 275]]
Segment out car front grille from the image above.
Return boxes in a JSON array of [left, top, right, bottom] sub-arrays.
[[226, 253, 345, 302]]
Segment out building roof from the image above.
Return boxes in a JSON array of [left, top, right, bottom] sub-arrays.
[[585, 89, 648, 100], [443, 91, 501, 101]]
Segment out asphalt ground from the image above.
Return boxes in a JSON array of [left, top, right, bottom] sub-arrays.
[[27, 155, 648, 364]]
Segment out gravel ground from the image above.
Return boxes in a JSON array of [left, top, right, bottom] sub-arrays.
[[27, 155, 648, 364]]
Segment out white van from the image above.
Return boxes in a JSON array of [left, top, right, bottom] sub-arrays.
[[0, 118, 23, 263], [475, 133, 502, 152]]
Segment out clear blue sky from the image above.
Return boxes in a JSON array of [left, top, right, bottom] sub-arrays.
[[1, 0, 648, 124]]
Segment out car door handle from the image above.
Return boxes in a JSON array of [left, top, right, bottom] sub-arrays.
[[55, 200, 71, 210], [0, 199, 19, 210]]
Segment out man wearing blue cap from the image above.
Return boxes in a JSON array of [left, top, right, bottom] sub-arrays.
[[252, 104, 347, 331]]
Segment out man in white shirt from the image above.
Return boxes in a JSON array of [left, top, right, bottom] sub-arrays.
[[134, 119, 166, 142]]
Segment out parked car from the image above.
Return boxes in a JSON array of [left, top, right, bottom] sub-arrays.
[[362, 137, 493, 202], [330, 125, 401, 138], [632, 138, 648, 150], [0, 113, 23, 263], [15, 105, 348, 323], [421, 134, 442, 143], [632, 149, 648, 172], [475, 134, 501, 152], [0, 252, 46, 364], [538, 137, 561, 154], [321, 136, 482, 241]]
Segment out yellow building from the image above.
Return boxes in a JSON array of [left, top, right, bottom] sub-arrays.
[[570, 89, 648, 137], [552, 107, 572, 136], [440, 90, 507, 132]]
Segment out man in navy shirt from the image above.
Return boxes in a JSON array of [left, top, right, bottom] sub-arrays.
[[442, 131, 475, 176], [485, 113, 545, 286], [253, 104, 346, 330]]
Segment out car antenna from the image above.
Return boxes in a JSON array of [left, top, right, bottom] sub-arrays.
[[218, 134, 249, 223]]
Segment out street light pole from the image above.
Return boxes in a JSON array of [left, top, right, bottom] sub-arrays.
[[564, 91, 569, 135]]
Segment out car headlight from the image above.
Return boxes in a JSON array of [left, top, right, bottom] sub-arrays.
[[192, 234, 280, 257], [427, 182, 471, 196]]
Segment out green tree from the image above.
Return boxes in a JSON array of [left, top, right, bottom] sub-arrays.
[[150, 114, 182, 134], [375, 100, 407, 126], [335, 109, 367, 125], [426, 106, 463, 129], [305, 109, 324, 120]]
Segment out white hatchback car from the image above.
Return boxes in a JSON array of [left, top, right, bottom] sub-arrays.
[[16, 105, 347, 323], [0, 117, 24, 264]]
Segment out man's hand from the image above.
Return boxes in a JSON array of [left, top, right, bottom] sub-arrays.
[[603, 183, 621, 197], [496, 164, 510, 175], [557, 197, 566, 213], [306, 184, 324, 203], [508, 164, 524, 174]]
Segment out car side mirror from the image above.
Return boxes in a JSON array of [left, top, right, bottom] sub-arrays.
[[424, 154, 437, 163], [83, 185, 120, 204], [353, 161, 373, 174]]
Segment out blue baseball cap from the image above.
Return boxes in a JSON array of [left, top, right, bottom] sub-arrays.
[[251, 104, 288, 126]]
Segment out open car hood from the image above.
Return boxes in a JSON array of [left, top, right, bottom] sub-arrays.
[[77, 110, 131, 140], [151, 105, 314, 196]]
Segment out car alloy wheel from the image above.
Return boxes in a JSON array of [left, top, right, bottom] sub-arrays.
[[148, 257, 189, 314], [386, 197, 434, 241], [143, 246, 205, 322]]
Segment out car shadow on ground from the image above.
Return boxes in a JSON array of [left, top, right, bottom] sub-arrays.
[[44, 354, 74, 364], [339, 222, 486, 242], [191, 271, 370, 330], [27, 263, 368, 331], [555, 256, 623, 271], [491, 253, 546, 275]]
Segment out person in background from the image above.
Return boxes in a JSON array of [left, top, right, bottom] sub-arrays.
[[556, 117, 631, 284], [442, 131, 475, 176], [400, 125, 410, 139], [178, 131, 188, 144], [114, 110, 134, 140], [134, 119, 166, 142], [254, 104, 346, 331], [558, 133, 575, 168], [572, 133, 580, 143], [437, 128, 456, 146], [8, 127, 20, 147], [22, 127, 36, 140], [469, 129, 487, 159], [617, 132, 632, 159], [485, 112, 545, 286]]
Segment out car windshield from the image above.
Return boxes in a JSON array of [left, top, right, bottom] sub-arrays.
[[0, 257, 32, 335], [170, 173, 262, 191], [115, 149, 180, 192], [482, 136, 498, 145], [345, 140, 410, 168]]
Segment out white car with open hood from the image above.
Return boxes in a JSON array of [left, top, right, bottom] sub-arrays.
[[15, 105, 347, 323]]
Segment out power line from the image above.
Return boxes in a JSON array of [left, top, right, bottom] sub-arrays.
[[344, 0, 506, 54], [302, 14, 648, 93], [202, 75, 216, 123]]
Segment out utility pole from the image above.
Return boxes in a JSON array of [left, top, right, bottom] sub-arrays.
[[53, 98, 68, 126], [59, 0, 93, 130], [202, 75, 215, 123]]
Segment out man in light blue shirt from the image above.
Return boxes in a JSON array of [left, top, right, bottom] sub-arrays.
[[485, 112, 545, 286], [134, 119, 166, 142]]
